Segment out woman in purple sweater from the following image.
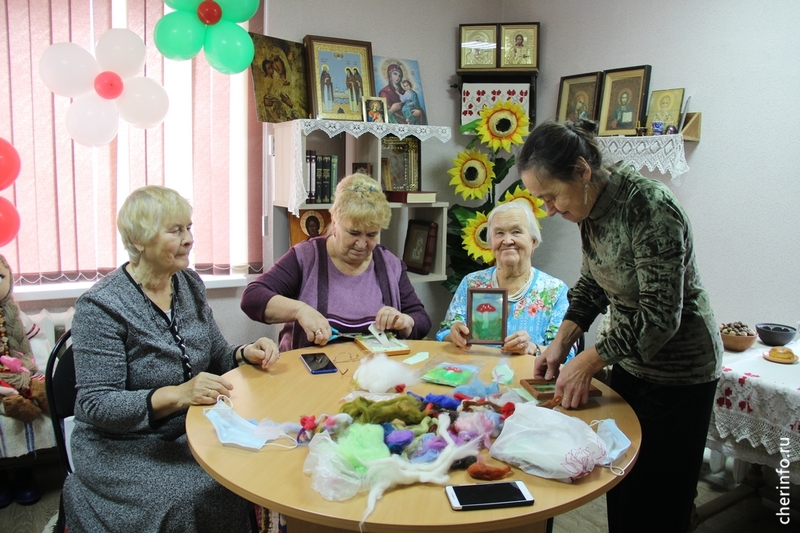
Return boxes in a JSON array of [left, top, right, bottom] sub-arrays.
[[241, 174, 431, 351]]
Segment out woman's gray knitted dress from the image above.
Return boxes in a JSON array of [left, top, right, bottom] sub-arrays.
[[62, 266, 249, 532]]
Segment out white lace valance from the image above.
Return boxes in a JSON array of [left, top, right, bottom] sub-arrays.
[[298, 119, 451, 143], [286, 120, 451, 214], [598, 134, 689, 185]]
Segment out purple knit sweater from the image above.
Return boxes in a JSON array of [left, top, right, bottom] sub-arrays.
[[241, 237, 431, 351]]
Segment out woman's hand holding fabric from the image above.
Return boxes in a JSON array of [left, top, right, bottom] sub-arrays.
[[502, 330, 532, 355], [375, 306, 414, 338], [243, 337, 281, 370]]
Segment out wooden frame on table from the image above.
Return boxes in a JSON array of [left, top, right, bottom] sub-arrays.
[[598, 65, 652, 136], [402, 220, 438, 275], [499, 23, 539, 70], [380, 135, 420, 191], [645, 88, 685, 134], [556, 71, 603, 123], [362, 96, 388, 123], [458, 24, 497, 71], [303, 35, 374, 121], [466, 287, 509, 345]]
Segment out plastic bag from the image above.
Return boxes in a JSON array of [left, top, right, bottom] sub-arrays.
[[490, 401, 607, 483], [418, 354, 486, 387]]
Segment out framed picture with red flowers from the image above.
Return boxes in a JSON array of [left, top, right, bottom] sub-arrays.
[[466, 288, 509, 345]]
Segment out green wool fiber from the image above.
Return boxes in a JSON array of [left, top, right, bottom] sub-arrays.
[[340, 395, 427, 425], [337, 423, 390, 473]]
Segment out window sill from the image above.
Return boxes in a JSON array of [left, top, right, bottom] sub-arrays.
[[13, 274, 248, 303]]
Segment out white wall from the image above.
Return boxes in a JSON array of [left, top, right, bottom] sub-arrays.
[[501, 0, 800, 334]]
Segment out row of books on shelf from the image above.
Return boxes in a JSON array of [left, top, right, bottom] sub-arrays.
[[305, 150, 339, 204], [304, 150, 438, 205]]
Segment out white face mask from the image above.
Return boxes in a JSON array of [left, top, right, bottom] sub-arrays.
[[591, 418, 632, 475], [203, 396, 297, 450]]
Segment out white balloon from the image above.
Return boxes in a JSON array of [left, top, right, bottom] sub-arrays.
[[39, 42, 98, 98], [65, 93, 119, 147], [117, 77, 169, 129], [95, 28, 146, 80]]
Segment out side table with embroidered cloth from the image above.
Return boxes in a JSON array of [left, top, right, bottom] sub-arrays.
[[706, 338, 800, 483]]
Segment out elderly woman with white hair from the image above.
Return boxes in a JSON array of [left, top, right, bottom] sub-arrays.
[[63, 185, 279, 533], [437, 200, 571, 357]]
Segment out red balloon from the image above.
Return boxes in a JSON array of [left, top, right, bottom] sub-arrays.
[[0, 196, 20, 247], [0, 138, 21, 191], [197, 0, 222, 25], [94, 71, 124, 100]]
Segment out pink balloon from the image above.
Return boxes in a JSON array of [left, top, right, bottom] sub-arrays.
[[95, 71, 124, 99], [0, 196, 20, 247], [0, 138, 21, 191]]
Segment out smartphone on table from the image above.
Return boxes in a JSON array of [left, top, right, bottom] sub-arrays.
[[300, 352, 338, 374], [445, 480, 534, 511]]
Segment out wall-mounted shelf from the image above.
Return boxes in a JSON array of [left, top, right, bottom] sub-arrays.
[[270, 120, 451, 284], [273, 119, 451, 214], [597, 133, 690, 184]]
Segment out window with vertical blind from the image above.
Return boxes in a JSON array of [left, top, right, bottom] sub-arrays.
[[0, 0, 264, 284]]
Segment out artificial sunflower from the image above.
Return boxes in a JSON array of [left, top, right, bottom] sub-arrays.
[[498, 185, 547, 226], [475, 98, 530, 152], [448, 149, 495, 200], [461, 211, 494, 263]]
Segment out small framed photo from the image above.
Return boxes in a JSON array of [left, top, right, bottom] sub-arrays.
[[288, 209, 330, 246], [363, 96, 388, 123], [556, 72, 603, 123], [403, 220, 438, 275], [466, 287, 509, 345], [352, 162, 373, 176], [499, 23, 539, 70], [303, 35, 374, 121], [598, 65, 652, 136], [458, 24, 497, 71], [380, 135, 420, 191], [645, 88, 685, 134]]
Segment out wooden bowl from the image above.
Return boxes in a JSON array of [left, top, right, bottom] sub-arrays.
[[721, 333, 756, 352]]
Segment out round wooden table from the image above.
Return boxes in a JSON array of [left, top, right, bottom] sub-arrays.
[[186, 340, 641, 533]]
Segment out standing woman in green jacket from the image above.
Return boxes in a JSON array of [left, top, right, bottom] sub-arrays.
[[517, 119, 722, 533]]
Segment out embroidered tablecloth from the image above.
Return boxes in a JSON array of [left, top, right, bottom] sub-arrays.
[[706, 338, 800, 483]]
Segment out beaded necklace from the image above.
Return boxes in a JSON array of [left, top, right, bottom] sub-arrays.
[[0, 307, 9, 357]]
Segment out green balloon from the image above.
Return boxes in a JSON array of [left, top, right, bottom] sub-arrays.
[[218, 0, 260, 22], [204, 22, 254, 74], [165, 0, 202, 11], [154, 11, 206, 61]]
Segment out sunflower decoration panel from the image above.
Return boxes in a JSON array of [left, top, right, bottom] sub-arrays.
[[461, 83, 530, 130], [443, 96, 542, 294]]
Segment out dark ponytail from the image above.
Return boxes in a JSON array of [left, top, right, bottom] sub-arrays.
[[516, 119, 606, 184]]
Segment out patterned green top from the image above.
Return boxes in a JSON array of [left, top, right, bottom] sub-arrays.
[[564, 164, 722, 385]]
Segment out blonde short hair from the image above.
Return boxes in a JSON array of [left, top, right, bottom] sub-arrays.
[[117, 185, 192, 263], [328, 174, 391, 232]]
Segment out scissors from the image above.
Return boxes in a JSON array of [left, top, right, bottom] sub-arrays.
[[329, 327, 361, 342]]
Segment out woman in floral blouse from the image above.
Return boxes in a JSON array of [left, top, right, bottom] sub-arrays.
[[437, 201, 572, 359]]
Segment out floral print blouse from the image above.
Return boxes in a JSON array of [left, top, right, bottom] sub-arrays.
[[436, 266, 573, 359]]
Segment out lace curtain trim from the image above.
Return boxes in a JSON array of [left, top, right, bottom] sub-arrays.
[[286, 120, 452, 214], [598, 134, 690, 185]]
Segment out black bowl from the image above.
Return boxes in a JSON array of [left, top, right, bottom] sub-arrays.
[[755, 323, 797, 346]]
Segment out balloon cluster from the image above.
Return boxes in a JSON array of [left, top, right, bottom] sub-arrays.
[[154, 0, 258, 75], [39, 29, 169, 147], [0, 139, 21, 247]]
